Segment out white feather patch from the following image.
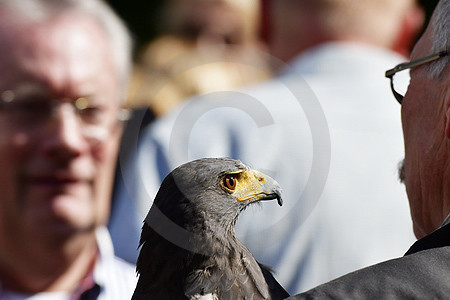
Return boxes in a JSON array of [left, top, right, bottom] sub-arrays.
[[190, 293, 218, 300]]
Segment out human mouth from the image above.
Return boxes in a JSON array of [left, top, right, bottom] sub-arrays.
[[26, 173, 90, 191]]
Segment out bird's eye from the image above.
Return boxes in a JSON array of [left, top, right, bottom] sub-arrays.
[[223, 175, 237, 190]]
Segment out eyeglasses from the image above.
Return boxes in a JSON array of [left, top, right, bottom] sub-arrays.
[[0, 89, 130, 142], [385, 50, 449, 104]]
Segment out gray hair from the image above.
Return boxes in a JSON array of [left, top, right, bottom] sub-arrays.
[[0, 0, 133, 99], [430, 0, 449, 78]]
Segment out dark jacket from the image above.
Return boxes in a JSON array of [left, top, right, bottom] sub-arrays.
[[287, 223, 450, 299]]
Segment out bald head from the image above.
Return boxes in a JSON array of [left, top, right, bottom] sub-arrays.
[[269, 0, 424, 62]]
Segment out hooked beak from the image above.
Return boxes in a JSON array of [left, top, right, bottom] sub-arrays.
[[235, 170, 283, 206]]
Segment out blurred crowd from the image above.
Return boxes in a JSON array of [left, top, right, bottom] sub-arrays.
[[127, 0, 272, 117]]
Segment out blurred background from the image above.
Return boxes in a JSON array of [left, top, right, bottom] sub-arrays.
[[107, 0, 272, 116], [106, 0, 442, 293], [104, 0, 439, 115], [106, 0, 439, 55]]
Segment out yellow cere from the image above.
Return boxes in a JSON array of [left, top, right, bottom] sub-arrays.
[[225, 169, 267, 202]]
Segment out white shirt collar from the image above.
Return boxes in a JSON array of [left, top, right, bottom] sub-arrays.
[[93, 226, 116, 288], [0, 226, 114, 299]]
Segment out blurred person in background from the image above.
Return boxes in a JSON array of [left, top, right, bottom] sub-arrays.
[[288, 0, 449, 296], [0, 0, 136, 298], [110, 0, 425, 295], [126, 0, 272, 117]]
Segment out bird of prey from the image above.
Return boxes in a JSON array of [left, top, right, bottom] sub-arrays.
[[132, 157, 289, 300]]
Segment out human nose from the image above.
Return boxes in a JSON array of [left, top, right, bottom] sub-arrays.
[[42, 103, 87, 161]]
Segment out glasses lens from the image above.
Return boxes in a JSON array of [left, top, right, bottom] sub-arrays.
[[1, 90, 122, 143], [392, 69, 410, 99]]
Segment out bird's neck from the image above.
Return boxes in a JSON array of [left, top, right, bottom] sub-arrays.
[[198, 218, 241, 256]]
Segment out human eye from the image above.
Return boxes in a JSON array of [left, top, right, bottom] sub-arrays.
[[78, 105, 106, 123], [9, 97, 51, 123], [74, 97, 108, 124]]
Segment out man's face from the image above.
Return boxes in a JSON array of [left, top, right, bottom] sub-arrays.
[[0, 12, 122, 246], [401, 24, 450, 238]]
